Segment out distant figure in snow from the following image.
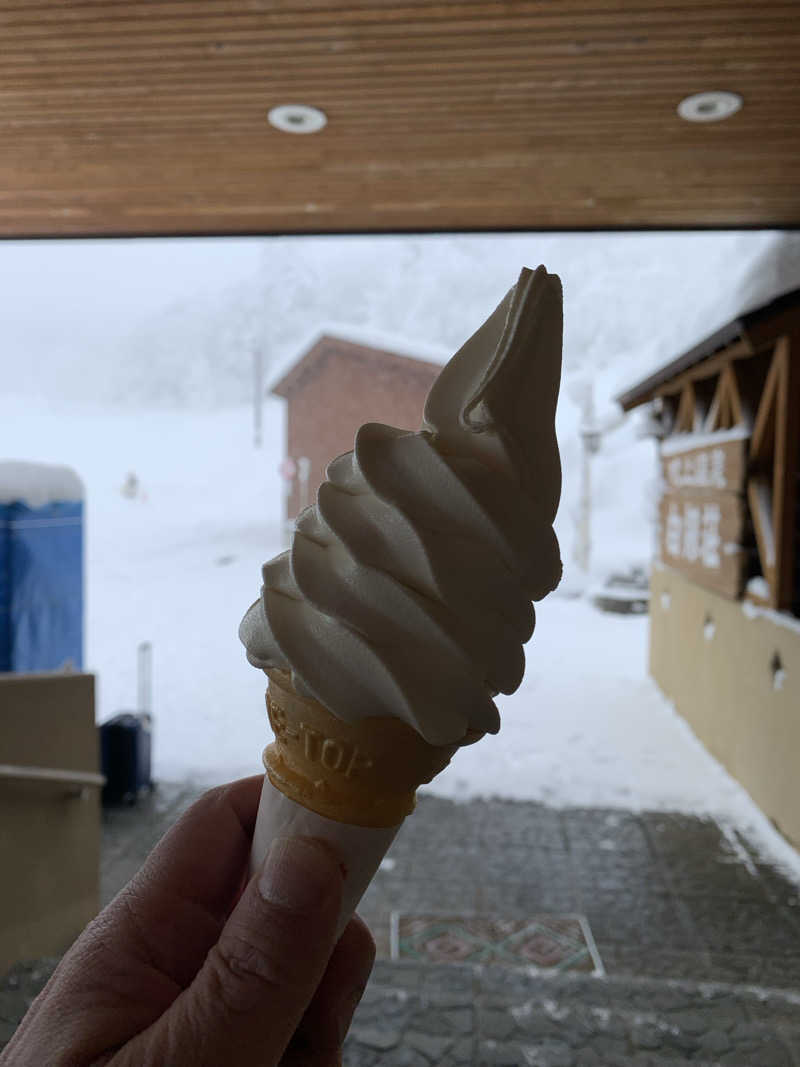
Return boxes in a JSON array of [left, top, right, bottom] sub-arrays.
[[121, 471, 140, 499]]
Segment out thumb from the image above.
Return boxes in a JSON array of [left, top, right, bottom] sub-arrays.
[[120, 836, 344, 1067]]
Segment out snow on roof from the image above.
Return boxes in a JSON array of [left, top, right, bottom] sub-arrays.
[[617, 284, 800, 412], [734, 231, 800, 318], [616, 234, 800, 414], [266, 320, 451, 395], [0, 461, 84, 507], [660, 426, 750, 457]]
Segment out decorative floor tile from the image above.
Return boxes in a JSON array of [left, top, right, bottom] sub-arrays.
[[390, 914, 604, 974]]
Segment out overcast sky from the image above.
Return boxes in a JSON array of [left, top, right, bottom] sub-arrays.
[[0, 236, 263, 343]]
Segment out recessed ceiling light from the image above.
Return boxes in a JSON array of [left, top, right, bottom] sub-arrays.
[[677, 91, 742, 123], [268, 104, 327, 134]]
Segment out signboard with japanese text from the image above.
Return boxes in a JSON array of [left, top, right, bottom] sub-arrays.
[[661, 434, 747, 494], [659, 492, 747, 597], [658, 433, 749, 599]]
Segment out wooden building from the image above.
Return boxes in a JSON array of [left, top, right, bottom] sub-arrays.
[[271, 332, 443, 522], [619, 287, 800, 845]]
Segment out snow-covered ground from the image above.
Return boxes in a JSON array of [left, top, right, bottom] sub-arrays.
[[3, 395, 798, 883]]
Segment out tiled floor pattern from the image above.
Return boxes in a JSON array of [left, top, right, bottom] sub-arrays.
[[392, 915, 601, 973]]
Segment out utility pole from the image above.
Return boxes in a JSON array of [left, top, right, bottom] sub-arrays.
[[137, 640, 152, 715], [253, 348, 263, 448], [575, 383, 601, 574]]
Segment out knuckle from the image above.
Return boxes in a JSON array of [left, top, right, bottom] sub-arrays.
[[192, 783, 228, 816], [206, 922, 300, 1015]]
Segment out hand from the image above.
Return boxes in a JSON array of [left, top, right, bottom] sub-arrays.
[[2, 776, 375, 1066]]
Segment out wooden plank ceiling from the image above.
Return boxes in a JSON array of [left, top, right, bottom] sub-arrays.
[[1, 1, 798, 237]]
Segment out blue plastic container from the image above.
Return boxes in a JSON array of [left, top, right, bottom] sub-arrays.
[[0, 501, 11, 672], [0, 462, 84, 672]]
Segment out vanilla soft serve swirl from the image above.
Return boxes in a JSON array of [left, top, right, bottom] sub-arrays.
[[240, 266, 562, 746]]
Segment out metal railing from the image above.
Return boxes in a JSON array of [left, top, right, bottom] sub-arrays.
[[0, 763, 105, 794]]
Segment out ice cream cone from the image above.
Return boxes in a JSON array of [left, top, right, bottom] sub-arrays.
[[244, 265, 562, 942], [263, 668, 480, 829]]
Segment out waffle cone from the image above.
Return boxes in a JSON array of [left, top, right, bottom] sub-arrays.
[[263, 668, 478, 828]]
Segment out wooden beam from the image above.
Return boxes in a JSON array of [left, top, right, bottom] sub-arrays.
[[721, 363, 746, 429], [734, 347, 773, 430], [750, 346, 781, 463], [654, 340, 755, 401], [772, 335, 799, 612], [675, 382, 696, 433], [748, 475, 777, 606], [705, 371, 724, 432], [692, 374, 716, 431], [703, 360, 746, 431], [719, 379, 733, 430], [746, 341, 782, 606]]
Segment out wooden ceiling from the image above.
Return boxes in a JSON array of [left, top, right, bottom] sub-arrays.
[[1, 1, 798, 238]]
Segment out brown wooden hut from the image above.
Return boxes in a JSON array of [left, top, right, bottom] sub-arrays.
[[619, 287, 800, 844], [271, 332, 443, 522]]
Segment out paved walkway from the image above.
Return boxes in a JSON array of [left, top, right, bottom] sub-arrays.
[[362, 795, 800, 988], [3, 785, 800, 1065], [349, 961, 800, 1065]]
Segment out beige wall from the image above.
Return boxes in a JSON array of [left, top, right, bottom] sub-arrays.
[[0, 673, 100, 973], [650, 566, 800, 847]]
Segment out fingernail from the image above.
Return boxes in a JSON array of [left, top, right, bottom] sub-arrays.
[[258, 837, 338, 911], [337, 984, 367, 1044]]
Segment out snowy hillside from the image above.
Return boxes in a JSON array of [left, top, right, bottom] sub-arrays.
[[3, 231, 799, 414]]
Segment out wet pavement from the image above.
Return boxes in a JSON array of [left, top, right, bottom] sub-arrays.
[[349, 961, 800, 1066], [3, 785, 800, 1064], [363, 796, 800, 989]]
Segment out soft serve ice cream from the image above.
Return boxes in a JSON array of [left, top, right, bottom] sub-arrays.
[[240, 265, 563, 748]]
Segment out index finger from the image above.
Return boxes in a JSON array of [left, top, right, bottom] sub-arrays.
[[133, 775, 264, 915], [118, 774, 265, 984]]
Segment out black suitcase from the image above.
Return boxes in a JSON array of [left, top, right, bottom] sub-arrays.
[[100, 712, 153, 804]]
